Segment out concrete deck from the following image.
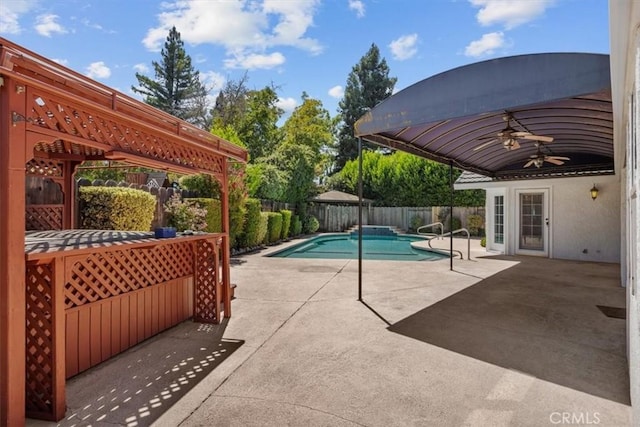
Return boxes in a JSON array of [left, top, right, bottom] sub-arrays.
[[29, 237, 632, 426]]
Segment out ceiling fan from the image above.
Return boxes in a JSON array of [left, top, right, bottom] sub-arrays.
[[524, 143, 570, 168], [473, 113, 554, 152]]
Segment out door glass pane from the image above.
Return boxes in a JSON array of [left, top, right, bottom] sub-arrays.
[[494, 195, 504, 244], [520, 193, 543, 250]]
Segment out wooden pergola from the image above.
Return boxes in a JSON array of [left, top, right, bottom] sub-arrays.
[[0, 37, 247, 425]]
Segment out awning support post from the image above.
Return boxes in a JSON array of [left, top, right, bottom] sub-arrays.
[[358, 137, 363, 301], [449, 161, 454, 271]]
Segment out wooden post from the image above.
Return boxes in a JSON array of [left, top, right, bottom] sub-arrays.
[[52, 257, 66, 419], [0, 76, 27, 425], [221, 162, 232, 318], [63, 161, 80, 229]]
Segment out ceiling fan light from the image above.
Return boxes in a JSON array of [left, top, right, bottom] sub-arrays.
[[534, 158, 544, 168]]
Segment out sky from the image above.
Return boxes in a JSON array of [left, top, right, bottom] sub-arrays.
[[0, 0, 610, 121]]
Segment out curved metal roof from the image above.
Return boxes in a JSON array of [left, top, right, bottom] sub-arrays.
[[355, 53, 613, 179]]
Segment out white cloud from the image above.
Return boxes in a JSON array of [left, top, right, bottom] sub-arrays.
[[0, 0, 38, 34], [469, 0, 554, 30], [35, 14, 67, 37], [464, 31, 505, 57], [276, 96, 297, 113], [389, 33, 418, 61], [143, 0, 322, 74], [133, 63, 150, 73], [224, 51, 285, 70], [85, 61, 111, 79], [349, 0, 365, 18], [328, 85, 344, 99], [200, 70, 226, 92]]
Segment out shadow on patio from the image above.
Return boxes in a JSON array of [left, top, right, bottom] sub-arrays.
[[42, 321, 243, 427], [387, 255, 630, 405]]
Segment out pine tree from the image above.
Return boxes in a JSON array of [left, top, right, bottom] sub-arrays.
[[336, 43, 397, 170], [132, 27, 209, 128]]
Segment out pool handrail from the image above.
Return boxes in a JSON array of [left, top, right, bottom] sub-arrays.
[[417, 222, 444, 239], [438, 228, 471, 260]]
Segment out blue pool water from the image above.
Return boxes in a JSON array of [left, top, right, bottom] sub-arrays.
[[269, 233, 448, 261]]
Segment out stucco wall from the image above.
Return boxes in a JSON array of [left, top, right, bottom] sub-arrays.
[[466, 175, 621, 263], [551, 175, 621, 262], [610, 0, 639, 423]]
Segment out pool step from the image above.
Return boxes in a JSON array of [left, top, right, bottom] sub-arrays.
[[346, 225, 404, 237]]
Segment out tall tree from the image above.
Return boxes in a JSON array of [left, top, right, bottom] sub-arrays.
[[132, 26, 209, 127], [268, 93, 335, 215], [211, 72, 250, 129], [237, 86, 283, 162], [335, 43, 397, 170]]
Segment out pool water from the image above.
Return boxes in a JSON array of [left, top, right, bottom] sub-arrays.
[[269, 233, 448, 261]]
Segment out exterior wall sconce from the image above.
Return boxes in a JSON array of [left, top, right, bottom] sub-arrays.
[[590, 184, 599, 200]]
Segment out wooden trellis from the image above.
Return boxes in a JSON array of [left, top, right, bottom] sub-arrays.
[[0, 37, 247, 425]]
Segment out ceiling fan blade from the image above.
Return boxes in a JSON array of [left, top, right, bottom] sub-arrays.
[[547, 156, 570, 161], [510, 140, 521, 150], [524, 159, 535, 168], [544, 158, 566, 165], [520, 134, 554, 143], [473, 139, 497, 151], [511, 131, 531, 137]]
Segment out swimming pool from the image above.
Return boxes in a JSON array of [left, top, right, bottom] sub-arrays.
[[269, 233, 448, 261]]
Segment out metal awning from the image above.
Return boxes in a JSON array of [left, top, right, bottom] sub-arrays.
[[354, 53, 613, 180]]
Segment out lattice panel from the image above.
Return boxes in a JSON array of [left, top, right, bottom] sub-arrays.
[[26, 205, 63, 230], [65, 241, 194, 309], [25, 158, 64, 178], [25, 262, 55, 415], [194, 239, 222, 323], [27, 90, 225, 174]]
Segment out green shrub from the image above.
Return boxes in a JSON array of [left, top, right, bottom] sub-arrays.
[[443, 216, 462, 232], [266, 212, 283, 244], [466, 214, 484, 237], [292, 215, 302, 236], [165, 194, 207, 232], [229, 200, 246, 250], [185, 198, 222, 233], [409, 215, 425, 232], [79, 186, 155, 231], [280, 209, 292, 239], [303, 215, 319, 234], [480, 237, 486, 247], [258, 212, 269, 245], [239, 198, 262, 248]]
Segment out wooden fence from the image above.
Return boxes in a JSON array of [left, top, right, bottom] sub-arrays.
[[309, 204, 485, 233]]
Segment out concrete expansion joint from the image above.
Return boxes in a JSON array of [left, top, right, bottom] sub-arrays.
[[210, 394, 369, 426]]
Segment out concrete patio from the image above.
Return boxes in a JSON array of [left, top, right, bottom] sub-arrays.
[[29, 237, 631, 426]]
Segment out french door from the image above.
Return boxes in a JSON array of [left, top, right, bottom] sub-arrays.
[[516, 190, 549, 256]]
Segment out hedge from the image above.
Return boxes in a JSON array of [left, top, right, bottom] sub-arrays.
[[258, 212, 269, 245], [239, 198, 262, 248], [79, 186, 155, 231], [266, 212, 283, 244], [185, 198, 222, 232], [292, 215, 302, 236], [303, 215, 319, 234], [280, 209, 292, 239]]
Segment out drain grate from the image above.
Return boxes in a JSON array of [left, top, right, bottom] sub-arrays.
[[596, 305, 626, 319]]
